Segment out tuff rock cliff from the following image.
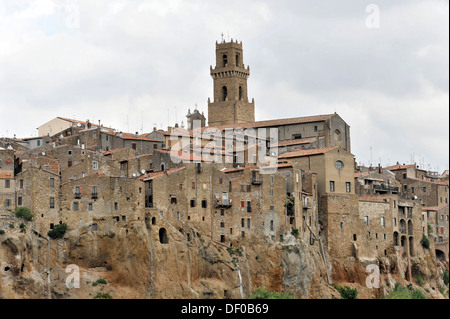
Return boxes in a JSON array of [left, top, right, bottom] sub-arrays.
[[0, 217, 447, 299]]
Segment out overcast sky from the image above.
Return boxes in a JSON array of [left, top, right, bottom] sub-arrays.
[[0, 0, 448, 171]]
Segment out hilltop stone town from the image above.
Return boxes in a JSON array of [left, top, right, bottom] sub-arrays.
[[0, 40, 448, 299]]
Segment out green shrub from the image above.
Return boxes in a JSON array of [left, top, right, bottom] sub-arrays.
[[93, 278, 108, 286], [94, 292, 112, 299], [427, 223, 433, 234], [411, 289, 426, 299], [384, 284, 427, 299], [291, 228, 300, 237], [0, 230, 5, 235], [250, 287, 295, 299], [14, 207, 34, 221], [415, 272, 426, 286], [421, 234, 430, 249], [443, 269, 449, 286], [48, 223, 68, 239], [332, 283, 358, 299]]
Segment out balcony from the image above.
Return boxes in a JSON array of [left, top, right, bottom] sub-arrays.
[[252, 177, 263, 185], [74, 192, 81, 199], [373, 184, 399, 193], [91, 193, 98, 199], [216, 199, 232, 209]]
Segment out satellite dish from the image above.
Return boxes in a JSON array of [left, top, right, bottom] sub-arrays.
[[132, 173, 137, 178], [414, 196, 418, 200], [42, 152, 46, 156], [141, 170, 146, 175], [77, 123, 82, 127]]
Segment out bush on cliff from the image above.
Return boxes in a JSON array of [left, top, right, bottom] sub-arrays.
[[250, 288, 295, 299], [331, 283, 358, 299], [14, 207, 34, 221], [48, 223, 68, 239], [444, 269, 449, 286], [421, 234, 430, 249]]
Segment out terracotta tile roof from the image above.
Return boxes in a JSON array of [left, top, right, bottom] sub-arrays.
[[422, 205, 448, 212], [260, 162, 297, 170], [358, 195, 390, 203], [384, 164, 416, 171], [278, 147, 338, 159], [0, 172, 14, 179], [103, 131, 161, 142], [138, 167, 185, 181], [211, 114, 336, 130], [273, 137, 318, 147], [103, 148, 128, 156], [155, 149, 214, 162], [407, 177, 450, 185], [57, 117, 112, 130]]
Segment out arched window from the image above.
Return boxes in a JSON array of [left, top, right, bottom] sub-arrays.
[[334, 130, 341, 142], [222, 54, 228, 67], [239, 86, 243, 100], [393, 231, 399, 246], [159, 228, 169, 244], [222, 86, 228, 101], [407, 220, 413, 235], [236, 54, 240, 66], [151, 217, 156, 225]]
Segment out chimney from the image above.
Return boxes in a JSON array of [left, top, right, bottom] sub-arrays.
[[136, 132, 139, 138], [378, 164, 382, 174]]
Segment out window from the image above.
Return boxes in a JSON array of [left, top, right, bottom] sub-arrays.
[[68, 161, 72, 168], [132, 143, 137, 150], [92, 161, 98, 170], [270, 189, 274, 197], [346, 182, 351, 193], [241, 231, 245, 238], [381, 217, 385, 227], [423, 187, 427, 193], [353, 234, 357, 241], [161, 164, 165, 171], [236, 54, 240, 66], [190, 200, 196, 208], [179, 184, 183, 190], [171, 198, 177, 205], [192, 182, 195, 189], [241, 185, 245, 192], [221, 235, 225, 243], [241, 218, 245, 228], [5, 199, 11, 207], [222, 54, 228, 67], [0, 160, 2, 168], [88, 203, 93, 211], [411, 187, 415, 194], [92, 186, 98, 196], [270, 176, 274, 185], [20, 180, 24, 189], [18, 197, 23, 206], [202, 200, 207, 208], [73, 202, 79, 211], [314, 125, 318, 132], [393, 200, 397, 209], [330, 181, 335, 192], [364, 216, 369, 225], [270, 220, 274, 231], [403, 173, 407, 179], [340, 222, 344, 230], [177, 212, 180, 221], [50, 178, 54, 188], [247, 219, 251, 229], [114, 202, 118, 210], [93, 132, 97, 140], [92, 223, 98, 231], [68, 150, 72, 155], [247, 185, 251, 192], [50, 197, 55, 209], [220, 222, 225, 228], [239, 86, 243, 100], [222, 86, 228, 101], [5, 180, 10, 188]]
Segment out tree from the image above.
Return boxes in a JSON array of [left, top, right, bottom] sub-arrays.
[[14, 207, 34, 221], [48, 224, 68, 239]]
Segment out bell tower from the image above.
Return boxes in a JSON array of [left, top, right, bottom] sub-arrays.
[[208, 39, 255, 127]]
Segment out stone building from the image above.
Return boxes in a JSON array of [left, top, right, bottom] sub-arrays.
[[59, 174, 145, 237], [15, 166, 61, 236], [0, 147, 16, 217]]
